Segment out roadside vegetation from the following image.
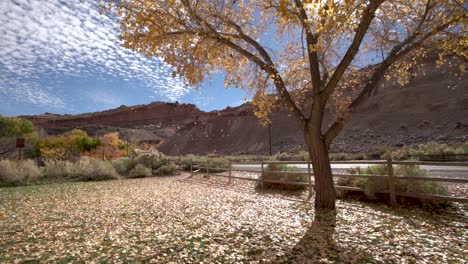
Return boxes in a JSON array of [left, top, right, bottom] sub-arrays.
[[0, 116, 177, 187], [337, 165, 450, 206], [391, 141, 468, 161], [258, 164, 308, 191], [178, 141, 468, 163]]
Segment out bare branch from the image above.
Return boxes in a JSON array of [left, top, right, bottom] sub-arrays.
[[320, 0, 384, 101], [323, 14, 461, 147], [293, 0, 322, 92]]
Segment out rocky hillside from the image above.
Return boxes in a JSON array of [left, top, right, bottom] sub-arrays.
[[25, 56, 468, 155]]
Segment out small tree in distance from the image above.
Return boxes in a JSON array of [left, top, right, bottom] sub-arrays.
[[0, 115, 37, 158], [102, 0, 466, 208]]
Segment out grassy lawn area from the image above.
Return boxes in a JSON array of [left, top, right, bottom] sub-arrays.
[[0, 175, 467, 263]]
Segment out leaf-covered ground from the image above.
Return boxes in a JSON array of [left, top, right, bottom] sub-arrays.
[[0, 175, 466, 263]]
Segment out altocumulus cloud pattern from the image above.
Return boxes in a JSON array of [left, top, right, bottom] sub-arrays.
[[0, 0, 189, 114]]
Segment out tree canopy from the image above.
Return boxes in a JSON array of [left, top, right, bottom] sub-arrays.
[[102, 0, 466, 208], [0, 115, 35, 138], [103, 0, 465, 130]]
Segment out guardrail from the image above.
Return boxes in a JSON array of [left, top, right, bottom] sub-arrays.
[[186, 159, 468, 206]]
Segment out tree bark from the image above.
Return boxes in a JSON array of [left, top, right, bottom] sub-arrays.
[[305, 129, 336, 209]]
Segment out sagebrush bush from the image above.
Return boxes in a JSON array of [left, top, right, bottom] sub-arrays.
[[329, 153, 352, 161], [179, 158, 193, 171], [111, 153, 178, 177], [272, 153, 291, 161], [112, 157, 136, 175], [85, 159, 119, 181], [390, 148, 412, 160], [409, 141, 466, 156], [337, 165, 448, 205], [0, 159, 41, 185], [43, 160, 78, 178], [134, 153, 164, 170], [155, 163, 177, 176], [18, 160, 42, 182], [128, 164, 152, 178], [329, 153, 369, 161], [188, 157, 229, 173], [258, 164, 308, 191], [43, 158, 119, 181], [206, 158, 229, 173]]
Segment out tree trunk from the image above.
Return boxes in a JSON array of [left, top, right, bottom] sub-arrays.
[[305, 130, 336, 209]]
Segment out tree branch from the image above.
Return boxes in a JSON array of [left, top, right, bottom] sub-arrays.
[[320, 0, 384, 101], [323, 14, 460, 147], [293, 0, 322, 92]]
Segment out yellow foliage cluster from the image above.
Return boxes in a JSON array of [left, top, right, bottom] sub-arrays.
[[102, 0, 466, 144], [82, 132, 126, 160]]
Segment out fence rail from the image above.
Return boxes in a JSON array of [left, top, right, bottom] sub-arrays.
[[186, 158, 468, 206]]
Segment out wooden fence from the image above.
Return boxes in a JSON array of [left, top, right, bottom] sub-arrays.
[[187, 159, 468, 207]]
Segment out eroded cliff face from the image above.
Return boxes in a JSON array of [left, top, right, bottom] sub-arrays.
[[26, 102, 203, 129], [24, 102, 205, 142], [25, 56, 468, 155]]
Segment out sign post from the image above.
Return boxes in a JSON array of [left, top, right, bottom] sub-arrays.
[[16, 138, 25, 161]]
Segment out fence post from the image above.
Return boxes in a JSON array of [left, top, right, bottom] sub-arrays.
[[261, 160, 265, 191], [190, 158, 193, 178], [308, 161, 312, 200], [387, 158, 397, 207], [228, 160, 232, 184]]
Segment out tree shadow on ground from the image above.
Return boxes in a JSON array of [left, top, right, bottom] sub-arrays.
[[272, 208, 377, 264]]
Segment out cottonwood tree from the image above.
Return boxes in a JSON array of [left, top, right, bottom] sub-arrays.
[[102, 0, 466, 208], [0, 116, 37, 158]]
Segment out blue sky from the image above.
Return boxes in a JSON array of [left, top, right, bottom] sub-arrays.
[[0, 0, 250, 116]]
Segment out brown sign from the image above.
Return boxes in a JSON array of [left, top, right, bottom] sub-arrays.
[[16, 138, 25, 148]]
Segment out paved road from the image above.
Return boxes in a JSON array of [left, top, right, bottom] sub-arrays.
[[232, 162, 468, 178]]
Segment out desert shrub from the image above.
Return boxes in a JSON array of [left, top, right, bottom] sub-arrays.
[[463, 141, 468, 153], [43, 160, 79, 178], [299, 151, 310, 161], [206, 153, 219, 158], [43, 159, 118, 181], [272, 152, 310, 161], [179, 158, 193, 171], [112, 157, 136, 175], [128, 164, 152, 178], [134, 153, 164, 170], [258, 164, 308, 191], [131, 153, 178, 176], [0, 160, 16, 184], [329, 153, 352, 161], [206, 158, 229, 173], [409, 141, 466, 156], [329, 153, 369, 161], [0, 159, 41, 185], [337, 165, 449, 205], [272, 152, 291, 161], [17, 160, 42, 182], [189, 157, 229, 173], [84, 159, 119, 181], [390, 147, 412, 160], [154, 163, 177, 176]]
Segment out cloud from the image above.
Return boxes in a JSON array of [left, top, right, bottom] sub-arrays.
[[0, 0, 190, 112]]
